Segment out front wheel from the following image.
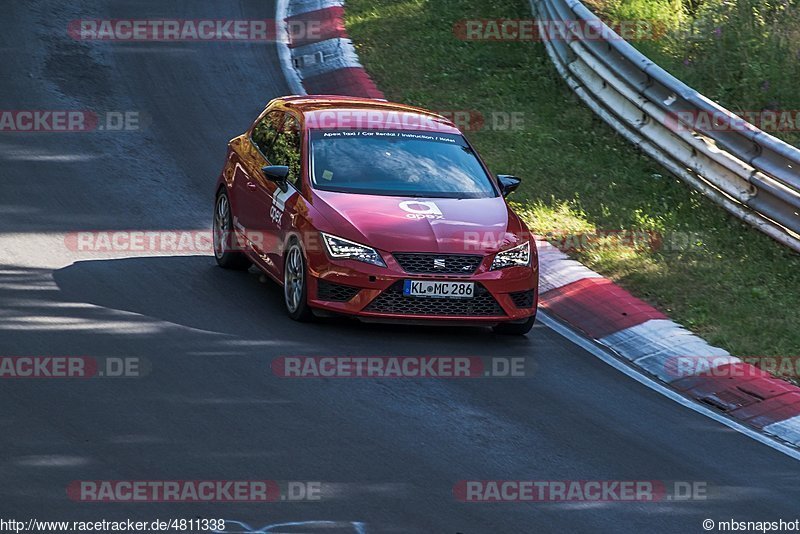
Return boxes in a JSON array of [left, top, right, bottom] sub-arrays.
[[492, 315, 535, 335], [283, 241, 314, 322], [213, 190, 251, 270]]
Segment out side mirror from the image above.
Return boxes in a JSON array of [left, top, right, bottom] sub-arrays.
[[497, 175, 521, 198], [262, 165, 289, 192]]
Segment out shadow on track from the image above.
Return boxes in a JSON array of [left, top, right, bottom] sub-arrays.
[[51, 255, 535, 346]]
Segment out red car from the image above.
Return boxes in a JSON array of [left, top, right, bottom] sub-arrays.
[[213, 96, 538, 334]]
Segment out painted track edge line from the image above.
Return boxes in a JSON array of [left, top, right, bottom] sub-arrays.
[[537, 310, 800, 462]]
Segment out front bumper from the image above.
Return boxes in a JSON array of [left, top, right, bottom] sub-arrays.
[[305, 248, 538, 323]]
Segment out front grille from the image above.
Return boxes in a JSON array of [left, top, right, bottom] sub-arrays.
[[317, 280, 360, 302], [510, 290, 535, 308], [364, 282, 505, 317], [393, 253, 483, 275]]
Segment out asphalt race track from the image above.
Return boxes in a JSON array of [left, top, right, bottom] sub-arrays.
[[1, 1, 799, 532]]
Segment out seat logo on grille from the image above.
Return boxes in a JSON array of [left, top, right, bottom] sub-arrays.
[[433, 258, 446, 269]]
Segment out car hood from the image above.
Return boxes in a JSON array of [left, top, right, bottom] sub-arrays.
[[312, 190, 527, 254]]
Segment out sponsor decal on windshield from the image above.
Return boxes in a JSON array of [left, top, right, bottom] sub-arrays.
[[319, 130, 458, 143]]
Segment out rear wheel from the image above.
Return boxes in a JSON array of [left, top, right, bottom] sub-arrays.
[[492, 315, 535, 335], [284, 241, 314, 322], [213, 190, 251, 270]]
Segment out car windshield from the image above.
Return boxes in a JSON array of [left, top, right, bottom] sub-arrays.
[[309, 130, 498, 198]]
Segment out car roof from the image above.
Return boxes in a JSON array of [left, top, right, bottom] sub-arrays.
[[274, 95, 463, 135]]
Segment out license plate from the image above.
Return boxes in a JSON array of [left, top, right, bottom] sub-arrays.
[[403, 280, 474, 299]]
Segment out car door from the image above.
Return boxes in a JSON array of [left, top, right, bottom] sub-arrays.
[[231, 111, 284, 272], [259, 113, 304, 274]]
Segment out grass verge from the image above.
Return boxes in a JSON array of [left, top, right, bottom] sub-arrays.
[[588, 0, 800, 147], [344, 0, 800, 367]]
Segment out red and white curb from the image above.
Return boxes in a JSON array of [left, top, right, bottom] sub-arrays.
[[277, 0, 383, 98], [275, 0, 800, 456], [537, 237, 800, 450]]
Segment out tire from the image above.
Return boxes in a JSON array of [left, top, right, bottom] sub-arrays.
[[283, 240, 314, 322], [492, 315, 535, 335], [213, 190, 251, 270]]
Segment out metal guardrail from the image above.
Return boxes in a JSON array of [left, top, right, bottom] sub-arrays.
[[530, 0, 800, 252]]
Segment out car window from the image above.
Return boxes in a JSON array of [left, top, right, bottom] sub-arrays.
[[309, 130, 497, 198], [251, 111, 283, 156], [269, 114, 302, 189]]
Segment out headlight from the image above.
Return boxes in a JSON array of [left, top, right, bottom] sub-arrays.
[[321, 232, 386, 267], [491, 241, 530, 270]]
